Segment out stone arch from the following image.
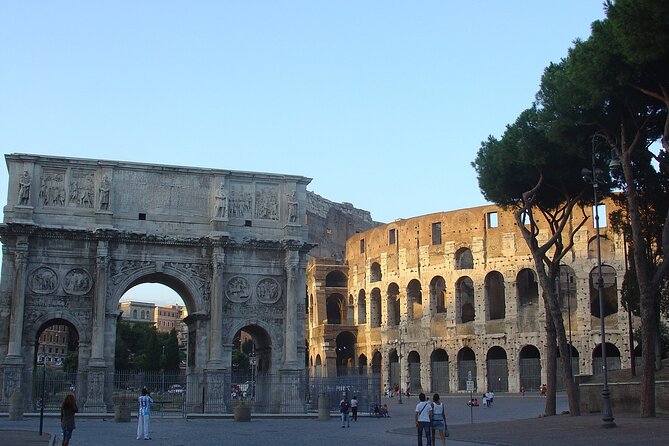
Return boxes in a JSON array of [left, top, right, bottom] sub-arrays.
[[556, 344, 580, 391], [592, 342, 621, 374], [457, 347, 477, 391], [387, 283, 400, 326], [336, 331, 356, 375], [519, 345, 541, 391], [455, 247, 474, 270], [315, 354, 323, 377], [486, 346, 508, 392], [388, 347, 400, 391], [370, 262, 382, 282], [407, 279, 423, 320], [371, 350, 382, 375], [357, 289, 367, 325], [588, 235, 615, 261], [430, 276, 447, 314], [407, 350, 421, 393], [589, 265, 618, 318], [325, 270, 347, 287], [517, 268, 538, 307], [485, 271, 505, 320], [557, 264, 577, 310], [369, 287, 381, 328], [456, 276, 475, 323], [112, 268, 202, 315], [430, 349, 449, 393], [226, 322, 275, 374], [326, 293, 345, 324], [358, 354, 368, 375]]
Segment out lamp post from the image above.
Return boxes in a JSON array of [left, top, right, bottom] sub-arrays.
[[582, 135, 616, 428], [556, 264, 573, 371], [389, 330, 404, 404]]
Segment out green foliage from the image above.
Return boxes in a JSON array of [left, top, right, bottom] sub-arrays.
[[115, 321, 171, 371], [61, 351, 78, 372], [232, 349, 250, 372], [165, 329, 181, 372]]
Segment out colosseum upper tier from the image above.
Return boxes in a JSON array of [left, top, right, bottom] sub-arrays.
[[307, 199, 636, 394]]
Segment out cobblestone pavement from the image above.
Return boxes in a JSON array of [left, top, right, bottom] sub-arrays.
[[2, 394, 667, 446]]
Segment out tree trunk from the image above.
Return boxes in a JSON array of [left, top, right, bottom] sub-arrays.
[[622, 151, 658, 417], [543, 299, 557, 417]]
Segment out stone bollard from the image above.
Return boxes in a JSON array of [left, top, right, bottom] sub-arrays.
[[317, 393, 330, 420], [8, 391, 24, 421], [114, 405, 131, 422], [233, 402, 251, 422]]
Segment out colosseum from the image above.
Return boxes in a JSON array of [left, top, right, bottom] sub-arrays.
[[306, 199, 635, 395]]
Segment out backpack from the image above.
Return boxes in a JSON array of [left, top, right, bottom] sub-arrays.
[[340, 400, 350, 413]]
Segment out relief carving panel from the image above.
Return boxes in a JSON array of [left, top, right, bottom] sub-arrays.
[[28, 267, 58, 294], [256, 278, 281, 304], [68, 170, 95, 208], [225, 276, 250, 303], [255, 184, 279, 220], [39, 169, 66, 207], [63, 268, 93, 295]]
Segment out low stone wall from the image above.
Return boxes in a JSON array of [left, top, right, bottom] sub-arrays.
[[579, 380, 669, 414]]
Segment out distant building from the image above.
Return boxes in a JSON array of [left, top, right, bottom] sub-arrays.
[[118, 301, 156, 326], [37, 325, 70, 367], [155, 304, 185, 334]]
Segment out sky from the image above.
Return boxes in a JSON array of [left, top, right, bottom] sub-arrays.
[[0, 1, 607, 306]]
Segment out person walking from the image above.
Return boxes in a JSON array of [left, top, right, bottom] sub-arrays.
[[430, 394, 447, 446], [415, 392, 432, 446], [137, 387, 153, 440], [60, 394, 78, 446], [350, 395, 359, 421], [339, 395, 351, 428]]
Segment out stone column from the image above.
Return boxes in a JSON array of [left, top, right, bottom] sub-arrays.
[[6, 238, 28, 361], [85, 240, 109, 412], [90, 241, 109, 365], [205, 247, 226, 413], [283, 249, 300, 368], [207, 248, 225, 368]]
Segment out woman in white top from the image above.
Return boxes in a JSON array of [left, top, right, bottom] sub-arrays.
[[431, 393, 447, 446]]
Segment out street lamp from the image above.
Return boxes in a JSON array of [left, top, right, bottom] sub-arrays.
[[581, 135, 616, 428], [388, 324, 406, 404]]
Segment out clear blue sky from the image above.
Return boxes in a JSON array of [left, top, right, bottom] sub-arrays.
[[0, 1, 606, 305]]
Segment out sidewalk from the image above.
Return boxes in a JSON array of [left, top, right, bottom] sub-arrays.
[[0, 430, 53, 446], [2, 395, 668, 446]]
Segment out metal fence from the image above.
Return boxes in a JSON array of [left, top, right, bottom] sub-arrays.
[[519, 358, 542, 391], [24, 368, 380, 417], [431, 361, 449, 393], [486, 359, 509, 392]]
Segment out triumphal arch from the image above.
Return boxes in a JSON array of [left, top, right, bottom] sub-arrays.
[[0, 153, 312, 412]]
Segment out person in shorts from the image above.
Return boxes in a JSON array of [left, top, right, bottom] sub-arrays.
[[430, 393, 447, 446]]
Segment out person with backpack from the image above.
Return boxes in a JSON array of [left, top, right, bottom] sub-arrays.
[[415, 392, 433, 446], [339, 395, 351, 428]]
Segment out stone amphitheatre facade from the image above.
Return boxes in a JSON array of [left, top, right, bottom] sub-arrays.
[[306, 200, 634, 395]]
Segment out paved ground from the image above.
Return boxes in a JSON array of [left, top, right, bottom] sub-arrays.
[[1, 394, 667, 445]]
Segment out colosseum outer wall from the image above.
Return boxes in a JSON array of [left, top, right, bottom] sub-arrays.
[[308, 199, 634, 395]]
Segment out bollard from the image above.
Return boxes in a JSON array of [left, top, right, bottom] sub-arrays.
[[8, 391, 24, 421], [233, 402, 252, 421], [318, 393, 330, 420], [114, 404, 131, 422]]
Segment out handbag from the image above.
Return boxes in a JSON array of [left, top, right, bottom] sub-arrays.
[[444, 423, 450, 437]]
